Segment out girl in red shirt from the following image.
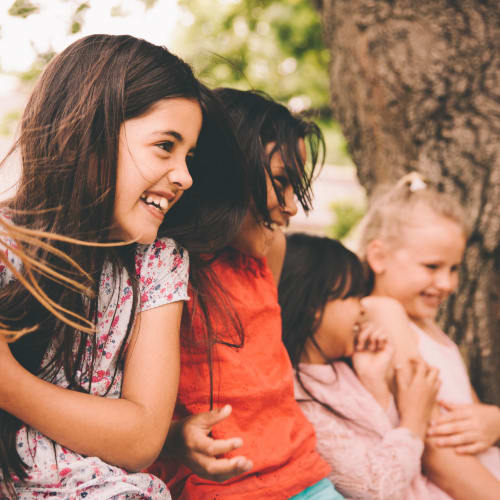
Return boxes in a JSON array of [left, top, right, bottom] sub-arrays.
[[148, 89, 343, 499]]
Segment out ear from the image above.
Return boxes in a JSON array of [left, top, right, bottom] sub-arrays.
[[365, 239, 387, 274]]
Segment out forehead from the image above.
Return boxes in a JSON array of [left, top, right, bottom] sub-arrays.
[[395, 211, 466, 260], [265, 138, 307, 171], [122, 98, 202, 141]]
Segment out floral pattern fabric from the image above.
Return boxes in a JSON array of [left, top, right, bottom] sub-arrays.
[[0, 235, 189, 499]]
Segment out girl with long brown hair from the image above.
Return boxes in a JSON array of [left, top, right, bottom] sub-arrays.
[[0, 34, 247, 499]]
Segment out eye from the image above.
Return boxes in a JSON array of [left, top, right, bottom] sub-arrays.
[[424, 263, 439, 270], [451, 264, 460, 273], [273, 175, 288, 187], [156, 140, 174, 153]]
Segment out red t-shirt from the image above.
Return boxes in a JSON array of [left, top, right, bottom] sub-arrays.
[[148, 250, 330, 499]]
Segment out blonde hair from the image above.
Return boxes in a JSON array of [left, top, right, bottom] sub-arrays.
[[357, 172, 469, 258]]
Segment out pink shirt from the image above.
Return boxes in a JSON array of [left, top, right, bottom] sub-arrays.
[[295, 361, 453, 500], [412, 322, 500, 478]]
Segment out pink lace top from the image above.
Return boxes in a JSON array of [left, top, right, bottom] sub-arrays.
[[295, 361, 453, 500], [412, 322, 500, 479]]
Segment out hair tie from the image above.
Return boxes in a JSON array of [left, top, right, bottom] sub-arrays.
[[396, 172, 428, 193]]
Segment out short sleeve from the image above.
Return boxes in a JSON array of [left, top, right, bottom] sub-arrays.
[[135, 237, 189, 312], [0, 232, 22, 288]]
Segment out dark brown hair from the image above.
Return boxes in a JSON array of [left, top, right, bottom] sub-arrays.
[[0, 34, 248, 491]]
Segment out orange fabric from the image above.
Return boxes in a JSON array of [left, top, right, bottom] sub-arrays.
[[148, 250, 330, 499]]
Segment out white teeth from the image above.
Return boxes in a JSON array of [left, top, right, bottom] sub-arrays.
[[141, 192, 169, 213]]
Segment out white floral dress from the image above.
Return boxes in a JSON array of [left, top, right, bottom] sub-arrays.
[[0, 236, 189, 499]]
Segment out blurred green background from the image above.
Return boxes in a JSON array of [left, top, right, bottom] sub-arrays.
[[0, 0, 365, 239]]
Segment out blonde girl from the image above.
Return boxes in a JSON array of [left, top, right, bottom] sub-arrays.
[[359, 173, 500, 500], [0, 34, 247, 498]]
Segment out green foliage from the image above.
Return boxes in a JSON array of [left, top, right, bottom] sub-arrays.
[[138, 0, 158, 9], [329, 200, 365, 241], [8, 0, 39, 18], [0, 110, 21, 136], [69, 2, 90, 34], [173, 0, 331, 116], [17, 50, 56, 82]]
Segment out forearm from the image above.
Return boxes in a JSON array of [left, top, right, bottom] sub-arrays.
[[358, 375, 392, 410], [0, 357, 172, 471], [423, 442, 500, 500]]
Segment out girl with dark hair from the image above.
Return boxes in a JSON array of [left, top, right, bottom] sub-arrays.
[[148, 89, 344, 499], [0, 34, 248, 498], [278, 233, 454, 500]]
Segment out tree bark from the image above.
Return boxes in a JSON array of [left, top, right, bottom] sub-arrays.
[[320, 0, 500, 404]]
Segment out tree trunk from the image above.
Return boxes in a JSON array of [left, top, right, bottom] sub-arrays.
[[320, 0, 500, 404]]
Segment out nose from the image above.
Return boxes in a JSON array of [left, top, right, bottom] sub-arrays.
[[167, 157, 193, 191], [282, 187, 298, 217], [435, 269, 455, 293]]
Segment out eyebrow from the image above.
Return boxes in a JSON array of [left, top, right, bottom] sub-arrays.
[[152, 130, 183, 141]]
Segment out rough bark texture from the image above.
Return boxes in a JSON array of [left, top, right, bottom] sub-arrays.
[[321, 0, 500, 404]]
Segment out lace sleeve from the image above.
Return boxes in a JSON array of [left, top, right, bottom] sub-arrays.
[[135, 237, 189, 312], [300, 400, 424, 500]]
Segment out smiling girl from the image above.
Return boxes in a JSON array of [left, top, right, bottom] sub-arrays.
[[359, 173, 500, 499], [0, 34, 247, 499], [148, 89, 343, 499]]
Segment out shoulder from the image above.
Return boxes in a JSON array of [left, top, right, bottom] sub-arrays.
[[0, 212, 22, 287], [362, 295, 407, 316], [135, 237, 189, 276], [135, 237, 190, 309]]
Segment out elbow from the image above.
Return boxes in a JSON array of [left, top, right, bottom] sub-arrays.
[[116, 419, 167, 472], [119, 438, 164, 472]]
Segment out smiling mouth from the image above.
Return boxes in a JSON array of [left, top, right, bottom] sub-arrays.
[[140, 192, 169, 214], [420, 292, 442, 307]]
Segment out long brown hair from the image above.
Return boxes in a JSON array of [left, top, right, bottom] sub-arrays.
[[0, 34, 248, 489]]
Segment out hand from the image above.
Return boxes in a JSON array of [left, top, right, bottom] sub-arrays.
[[352, 323, 394, 408], [427, 402, 500, 454], [168, 405, 253, 482], [396, 359, 440, 439], [352, 322, 394, 383]]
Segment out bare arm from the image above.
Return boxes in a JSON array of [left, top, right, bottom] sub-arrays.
[[266, 228, 286, 285], [0, 300, 182, 471], [423, 437, 500, 500], [362, 296, 421, 366]]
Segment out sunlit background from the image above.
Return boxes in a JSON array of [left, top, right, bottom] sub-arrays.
[[0, 0, 365, 239]]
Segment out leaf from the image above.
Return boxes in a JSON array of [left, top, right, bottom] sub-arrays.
[[8, 0, 39, 19]]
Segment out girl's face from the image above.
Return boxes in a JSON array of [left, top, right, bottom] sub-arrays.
[[309, 296, 363, 362], [370, 210, 466, 327], [231, 139, 304, 258], [112, 98, 202, 244]]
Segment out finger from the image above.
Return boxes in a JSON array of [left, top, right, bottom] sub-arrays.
[[194, 404, 233, 430], [195, 454, 253, 482], [438, 400, 464, 411], [427, 421, 469, 437], [430, 411, 468, 427], [456, 442, 487, 455], [204, 437, 244, 457], [433, 432, 477, 447], [355, 324, 372, 351]]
